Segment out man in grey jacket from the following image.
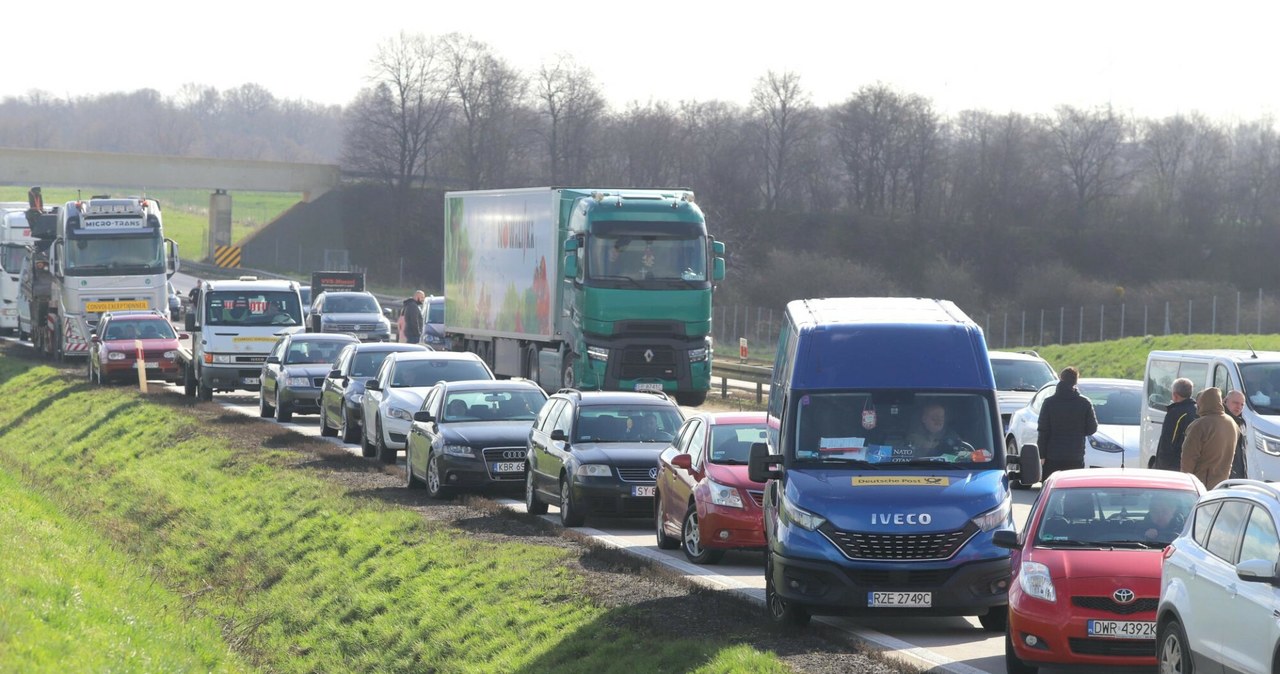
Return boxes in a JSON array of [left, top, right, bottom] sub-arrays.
[[1037, 366, 1099, 481]]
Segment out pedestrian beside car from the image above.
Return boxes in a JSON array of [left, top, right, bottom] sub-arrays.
[[1155, 377, 1197, 470], [1224, 389, 1248, 479], [1179, 387, 1240, 489], [1037, 366, 1099, 481], [401, 290, 425, 344]]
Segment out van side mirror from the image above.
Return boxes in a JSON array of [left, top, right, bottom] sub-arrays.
[[748, 442, 782, 483], [992, 529, 1020, 549], [1017, 444, 1042, 485]]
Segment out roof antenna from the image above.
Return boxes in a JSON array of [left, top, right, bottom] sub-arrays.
[[1247, 340, 1259, 359]]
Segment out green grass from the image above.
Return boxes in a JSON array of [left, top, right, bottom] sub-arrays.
[[1034, 334, 1280, 380], [0, 187, 300, 261], [0, 357, 791, 673]]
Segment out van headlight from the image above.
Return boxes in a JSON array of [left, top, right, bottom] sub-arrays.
[[1257, 431, 1280, 457], [212, 354, 236, 364], [779, 493, 825, 531], [1018, 560, 1057, 602], [972, 496, 1012, 532]]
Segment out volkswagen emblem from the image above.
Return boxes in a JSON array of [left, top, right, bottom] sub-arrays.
[[648, 467, 658, 479], [1113, 588, 1135, 604], [644, 349, 654, 363]]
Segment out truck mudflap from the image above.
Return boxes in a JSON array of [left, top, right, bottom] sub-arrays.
[[60, 314, 91, 357], [768, 551, 1010, 616]]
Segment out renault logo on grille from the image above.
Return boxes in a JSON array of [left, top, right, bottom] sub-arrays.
[[648, 467, 658, 479], [1113, 588, 1135, 604], [644, 349, 654, 363]]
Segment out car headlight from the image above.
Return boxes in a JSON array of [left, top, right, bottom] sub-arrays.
[[972, 495, 1012, 532], [388, 407, 413, 421], [586, 346, 609, 362], [1257, 431, 1280, 457], [286, 376, 311, 387], [442, 444, 474, 458], [212, 354, 236, 364], [351, 393, 364, 405], [162, 350, 177, 360], [107, 351, 126, 361], [707, 479, 744, 508], [575, 464, 612, 477], [779, 493, 825, 531], [1018, 560, 1057, 602], [1088, 434, 1124, 453]]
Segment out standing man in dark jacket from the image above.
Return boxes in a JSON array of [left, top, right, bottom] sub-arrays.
[[1037, 366, 1099, 481], [1155, 378, 1198, 470], [1224, 389, 1248, 479], [401, 290, 425, 344]]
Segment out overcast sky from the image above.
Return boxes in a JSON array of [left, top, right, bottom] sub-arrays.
[[15, 0, 1280, 123]]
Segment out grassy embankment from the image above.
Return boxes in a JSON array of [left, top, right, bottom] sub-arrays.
[[1035, 333, 1280, 380], [0, 187, 300, 262], [0, 355, 791, 673]]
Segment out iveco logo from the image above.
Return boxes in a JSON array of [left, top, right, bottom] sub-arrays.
[[1113, 588, 1135, 604], [872, 513, 933, 525], [644, 349, 654, 363], [649, 467, 658, 479], [502, 450, 524, 460]]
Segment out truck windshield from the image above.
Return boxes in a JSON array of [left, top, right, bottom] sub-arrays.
[[65, 232, 164, 276], [0, 244, 24, 273], [789, 391, 998, 469], [206, 291, 302, 327], [588, 233, 707, 286]]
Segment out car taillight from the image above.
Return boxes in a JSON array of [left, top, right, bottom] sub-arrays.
[[1163, 543, 1177, 560]]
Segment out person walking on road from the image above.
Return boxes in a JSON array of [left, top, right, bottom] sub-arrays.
[[1180, 387, 1240, 489], [1155, 377, 1198, 470], [1037, 366, 1099, 481], [401, 290, 425, 344], [1224, 389, 1249, 480]]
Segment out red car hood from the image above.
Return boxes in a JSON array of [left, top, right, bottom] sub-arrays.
[[1029, 547, 1164, 582], [705, 462, 766, 490]]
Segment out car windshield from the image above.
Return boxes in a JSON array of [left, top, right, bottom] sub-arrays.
[[0, 243, 24, 273], [284, 340, 348, 365], [575, 406, 683, 443], [352, 351, 394, 378], [709, 424, 769, 464], [392, 360, 492, 387], [1035, 487, 1197, 548], [206, 291, 302, 326], [103, 319, 175, 341], [426, 300, 444, 324], [992, 358, 1056, 392], [325, 294, 380, 313], [788, 391, 997, 468], [440, 390, 547, 422], [1079, 383, 1142, 425]]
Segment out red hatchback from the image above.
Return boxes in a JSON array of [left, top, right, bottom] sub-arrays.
[[994, 468, 1203, 673], [88, 310, 185, 385], [655, 412, 770, 564]]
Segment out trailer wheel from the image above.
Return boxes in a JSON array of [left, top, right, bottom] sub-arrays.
[[525, 346, 540, 384], [561, 351, 577, 389]]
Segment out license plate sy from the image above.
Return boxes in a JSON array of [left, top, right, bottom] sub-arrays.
[[242, 377, 260, 385], [634, 382, 663, 393], [632, 485, 656, 497], [1088, 620, 1156, 639], [867, 591, 932, 608], [491, 461, 524, 473]]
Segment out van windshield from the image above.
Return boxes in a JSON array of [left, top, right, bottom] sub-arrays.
[[789, 391, 998, 468], [1241, 363, 1280, 414]]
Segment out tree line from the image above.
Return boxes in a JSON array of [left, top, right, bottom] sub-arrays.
[[5, 31, 1280, 319]]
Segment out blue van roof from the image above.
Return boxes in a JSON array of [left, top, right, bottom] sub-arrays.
[[786, 297, 994, 390]]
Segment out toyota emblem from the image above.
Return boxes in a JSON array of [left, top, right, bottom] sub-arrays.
[[644, 349, 654, 363], [1113, 588, 1135, 604], [649, 467, 658, 479]]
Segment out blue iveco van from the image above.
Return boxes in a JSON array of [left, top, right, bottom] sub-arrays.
[[749, 298, 1039, 631]]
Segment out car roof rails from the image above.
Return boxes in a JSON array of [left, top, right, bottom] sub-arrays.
[[555, 387, 583, 398], [638, 390, 672, 401], [1214, 479, 1280, 499], [1016, 349, 1041, 357]]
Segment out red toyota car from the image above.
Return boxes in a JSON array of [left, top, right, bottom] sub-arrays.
[[995, 468, 1203, 673], [654, 412, 770, 564], [88, 310, 186, 385]]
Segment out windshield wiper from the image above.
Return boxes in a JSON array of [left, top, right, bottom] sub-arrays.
[[715, 459, 748, 465], [1007, 385, 1041, 392], [1039, 539, 1100, 547], [591, 275, 641, 287], [1098, 540, 1162, 549]]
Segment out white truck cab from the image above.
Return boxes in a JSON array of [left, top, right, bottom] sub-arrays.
[[0, 208, 37, 335], [184, 276, 303, 401]]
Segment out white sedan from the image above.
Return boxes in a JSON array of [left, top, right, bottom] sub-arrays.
[[1005, 378, 1144, 486], [360, 351, 494, 463]]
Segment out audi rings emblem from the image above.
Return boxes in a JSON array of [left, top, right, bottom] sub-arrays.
[[649, 467, 658, 480], [1113, 588, 1135, 604], [502, 450, 524, 460]]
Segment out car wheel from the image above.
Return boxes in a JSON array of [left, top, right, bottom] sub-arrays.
[[525, 469, 548, 515], [1005, 625, 1038, 674], [559, 475, 585, 527], [340, 406, 360, 444], [978, 606, 1008, 632], [682, 504, 725, 564], [1007, 436, 1029, 489], [360, 416, 376, 458], [376, 417, 396, 464], [654, 493, 679, 550], [1157, 617, 1194, 674], [197, 378, 213, 402], [425, 452, 450, 500], [320, 408, 338, 437], [405, 445, 424, 489], [275, 391, 292, 423], [765, 550, 810, 627], [259, 389, 274, 417]]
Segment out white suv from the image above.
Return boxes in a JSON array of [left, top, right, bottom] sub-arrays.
[[989, 350, 1057, 431], [1158, 479, 1280, 673]]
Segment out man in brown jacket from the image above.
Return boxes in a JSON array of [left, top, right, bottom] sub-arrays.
[[1180, 387, 1241, 489]]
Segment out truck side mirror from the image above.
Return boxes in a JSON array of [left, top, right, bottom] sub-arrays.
[[748, 442, 782, 483], [1017, 444, 1042, 486], [713, 257, 725, 282], [712, 240, 725, 256], [563, 253, 578, 279]]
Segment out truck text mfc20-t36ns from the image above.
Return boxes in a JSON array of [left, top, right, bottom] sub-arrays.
[[443, 188, 725, 406]]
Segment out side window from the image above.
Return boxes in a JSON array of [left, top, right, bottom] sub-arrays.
[[1193, 501, 1222, 547], [1179, 362, 1209, 394], [1147, 359, 1179, 411], [1206, 500, 1251, 563], [553, 401, 575, 436], [1031, 385, 1053, 413], [687, 421, 708, 467], [1240, 506, 1280, 564], [534, 399, 562, 432], [673, 420, 696, 453], [376, 359, 394, 386], [420, 388, 441, 413], [270, 339, 288, 361], [1213, 363, 1235, 398]]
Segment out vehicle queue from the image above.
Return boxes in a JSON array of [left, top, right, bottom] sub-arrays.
[[66, 288, 1280, 674]]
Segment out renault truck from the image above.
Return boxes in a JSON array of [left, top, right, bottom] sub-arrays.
[[443, 188, 725, 406]]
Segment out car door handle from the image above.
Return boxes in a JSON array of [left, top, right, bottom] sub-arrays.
[[1228, 582, 1238, 598]]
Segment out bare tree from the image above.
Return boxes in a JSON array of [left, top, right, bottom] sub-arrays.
[[750, 71, 813, 210], [535, 54, 605, 184], [1048, 104, 1131, 225], [440, 33, 530, 189]]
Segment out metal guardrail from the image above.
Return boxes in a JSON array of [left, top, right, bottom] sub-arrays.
[[712, 359, 772, 403]]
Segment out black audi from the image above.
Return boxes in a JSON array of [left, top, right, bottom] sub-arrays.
[[404, 379, 549, 499]]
